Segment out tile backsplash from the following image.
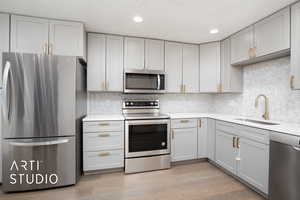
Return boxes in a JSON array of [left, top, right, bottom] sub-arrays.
[[88, 56, 300, 124], [213, 56, 300, 123], [88, 93, 214, 114]]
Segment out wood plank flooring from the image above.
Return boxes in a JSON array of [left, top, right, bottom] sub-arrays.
[[0, 162, 265, 200]]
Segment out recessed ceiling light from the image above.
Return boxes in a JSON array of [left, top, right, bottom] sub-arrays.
[[133, 16, 143, 23], [210, 29, 219, 34]]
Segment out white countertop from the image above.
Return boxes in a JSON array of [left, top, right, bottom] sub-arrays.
[[83, 114, 124, 121], [83, 113, 300, 137], [169, 113, 300, 137]]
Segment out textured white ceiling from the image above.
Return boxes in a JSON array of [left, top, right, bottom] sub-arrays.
[[0, 0, 296, 43]]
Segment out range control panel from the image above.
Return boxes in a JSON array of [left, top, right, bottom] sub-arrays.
[[123, 100, 159, 109]]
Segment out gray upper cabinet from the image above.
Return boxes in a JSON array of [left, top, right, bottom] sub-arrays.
[[87, 33, 124, 92], [11, 15, 85, 57], [231, 7, 290, 66], [220, 38, 243, 93], [182, 44, 199, 93], [199, 42, 221, 93], [165, 42, 183, 93], [124, 37, 145, 70], [87, 33, 106, 91], [230, 26, 254, 65], [145, 39, 165, 71], [0, 13, 10, 88], [254, 7, 290, 58], [49, 20, 85, 57], [291, 2, 300, 90], [11, 15, 49, 54]]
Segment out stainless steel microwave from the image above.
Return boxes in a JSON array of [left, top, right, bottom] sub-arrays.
[[124, 70, 165, 93]]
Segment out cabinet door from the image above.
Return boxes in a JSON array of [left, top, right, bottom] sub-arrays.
[[49, 20, 84, 56], [207, 119, 216, 161], [199, 42, 221, 93], [231, 26, 254, 64], [198, 118, 208, 158], [215, 130, 237, 174], [171, 128, 198, 162], [106, 35, 124, 92], [183, 44, 199, 93], [11, 15, 49, 54], [220, 38, 243, 93], [165, 42, 183, 93], [238, 138, 269, 194], [0, 13, 10, 88], [254, 7, 290, 57], [124, 37, 144, 70], [87, 33, 106, 91], [291, 2, 300, 90], [145, 39, 164, 71]]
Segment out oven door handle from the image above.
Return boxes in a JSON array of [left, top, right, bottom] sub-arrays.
[[157, 74, 161, 90], [126, 119, 170, 126]]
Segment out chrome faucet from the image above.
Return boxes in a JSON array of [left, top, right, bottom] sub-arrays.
[[255, 94, 270, 120]]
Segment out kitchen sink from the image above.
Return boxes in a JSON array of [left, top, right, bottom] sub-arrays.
[[235, 118, 280, 125]]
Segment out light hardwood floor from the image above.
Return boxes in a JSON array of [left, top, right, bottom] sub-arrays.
[[0, 162, 265, 200]]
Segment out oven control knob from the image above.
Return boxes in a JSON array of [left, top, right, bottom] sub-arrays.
[[150, 102, 154, 105], [130, 102, 134, 105], [161, 142, 166, 147], [126, 102, 129, 106]]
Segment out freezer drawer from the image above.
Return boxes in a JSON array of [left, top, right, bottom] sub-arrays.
[[2, 136, 76, 192]]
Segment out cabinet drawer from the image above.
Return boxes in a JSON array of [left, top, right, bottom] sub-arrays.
[[236, 125, 269, 145], [83, 149, 124, 171], [83, 121, 124, 132], [171, 119, 198, 129], [216, 120, 236, 134], [83, 131, 124, 151]]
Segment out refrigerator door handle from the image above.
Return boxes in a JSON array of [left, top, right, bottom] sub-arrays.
[[9, 139, 70, 147], [2, 61, 11, 120]]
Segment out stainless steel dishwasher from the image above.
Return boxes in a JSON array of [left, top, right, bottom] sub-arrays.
[[269, 132, 300, 200]]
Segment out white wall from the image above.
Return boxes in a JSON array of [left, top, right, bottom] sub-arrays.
[[88, 93, 214, 114], [213, 56, 300, 123]]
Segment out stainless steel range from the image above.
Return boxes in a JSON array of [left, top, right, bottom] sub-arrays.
[[123, 100, 171, 174]]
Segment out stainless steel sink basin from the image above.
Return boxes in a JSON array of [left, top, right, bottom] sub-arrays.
[[235, 118, 280, 125]]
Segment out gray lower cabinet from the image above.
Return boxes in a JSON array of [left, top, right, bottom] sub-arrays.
[[83, 120, 124, 171], [215, 121, 269, 194], [206, 119, 216, 161]]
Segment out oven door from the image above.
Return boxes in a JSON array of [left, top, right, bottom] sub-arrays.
[[124, 71, 165, 93], [125, 119, 170, 158]]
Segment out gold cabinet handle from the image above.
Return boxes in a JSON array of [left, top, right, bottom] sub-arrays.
[[237, 137, 240, 149], [172, 130, 174, 139], [98, 122, 110, 126], [290, 75, 295, 89], [248, 48, 252, 58], [217, 84, 222, 93], [101, 82, 105, 90], [198, 119, 202, 128], [233, 136, 236, 148], [98, 133, 110, 137], [180, 120, 189, 123], [99, 152, 110, 156], [43, 43, 48, 54]]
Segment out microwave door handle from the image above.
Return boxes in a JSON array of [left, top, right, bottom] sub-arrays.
[[157, 74, 161, 90], [2, 61, 11, 120], [9, 139, 70, 147]]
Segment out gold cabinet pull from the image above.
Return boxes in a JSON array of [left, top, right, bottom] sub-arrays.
[[233, 136, 236, 148], [101, 82, 105, 90], [248, 48, 252, 58], [98, 122, 110, 126], [290, 75, 295, 89], [237, 137, 240, 149], [99, 152, 110, 156], [172, 130, 174, 139], [217, 84, 222, 93], [98, 133, 110, 137], [180, 120, 189, 123], [198, 119, 202, 128], [43, 43, 48, 54]]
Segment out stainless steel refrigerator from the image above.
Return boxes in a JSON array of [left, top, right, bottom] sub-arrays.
[[1, 53, 86, 192]]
